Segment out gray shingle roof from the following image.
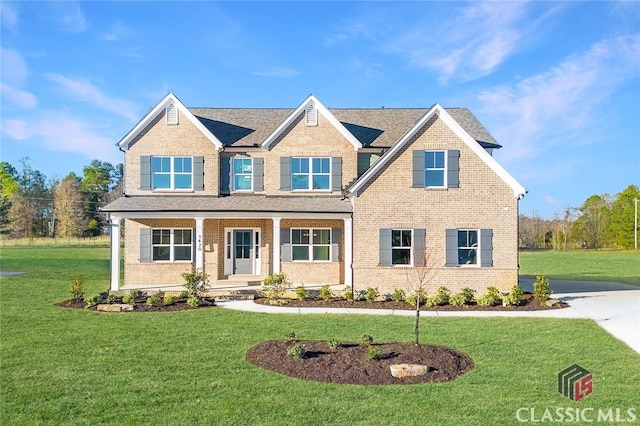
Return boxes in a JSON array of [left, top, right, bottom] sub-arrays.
[[102, 195, 352, 214], [189, 106, 498, 148]]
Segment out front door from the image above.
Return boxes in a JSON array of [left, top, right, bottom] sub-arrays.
[[233, 230, 253, 274]]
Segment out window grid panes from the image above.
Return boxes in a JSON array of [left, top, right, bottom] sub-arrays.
[[291, 228, 331, 261], [152, 229, 192, 262], [233, 158, 253, 191], [391, 229, 412, 265], [151, 156, 193, 190], [457, 230, 478, 265], [291, 157, 330, 190], [424, 151, 445, 187]]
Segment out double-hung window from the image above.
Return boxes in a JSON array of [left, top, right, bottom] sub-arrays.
[[391, 229, 412, 265], [152, 229, 192, 262], [151, 156, 192, 190], [424, 151, 446, 188], [291, 228, 331, 261], [291, 157, 330, 190], [457, 230, 478, 265], [233, 158, 253, 191]]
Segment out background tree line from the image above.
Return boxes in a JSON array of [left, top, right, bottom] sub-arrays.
[[0, 158, 122, 240], [519, 184, 640, 250]]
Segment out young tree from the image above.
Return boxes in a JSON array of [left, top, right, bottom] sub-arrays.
[[406, 253, 435, 346], [608, 185, 640, 249], [53, 174, 87, 238]]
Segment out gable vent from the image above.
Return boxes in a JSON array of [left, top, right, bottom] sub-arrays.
[[165, 103, 178, 125], [305, 104, 318, 126]]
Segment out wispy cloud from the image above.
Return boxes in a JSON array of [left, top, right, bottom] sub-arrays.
[[100, 21, 133, 42], [48, 1, 87, 33], [383, 2, 534, 83], [253, 67, 299, 78], [44, 74, 139, 121], [2, 114, 119, 163], [0, 1, 18, 30], [0, 83, 37, 109], [478, 34, 640, 165], [0, 48, 37, 109]]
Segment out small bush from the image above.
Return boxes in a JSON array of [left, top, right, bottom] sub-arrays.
[[364, 287, 380, 303], [286, 343, 306, 360], [182, 269, 210, 304], [503, 285, 524, 306], [85, 292, 107, 308], [361, 333, 374, 345], [533, 274, 552, 303], [406, 289, 427, 307], [180, 290, 189, 299], [319, 285, 333, 301], [391, 289, 406, 302], [163, 294, 176, 305], [295, 285, 309, 301], [327, 338, 341, 350], [366, 346, 382, 361], [122, 293, 135, 305], [263, 272, 291, 301], [106, 293, 118, 304], [285, 330, 297, 341], [449, 293, 468, 307], [476, 286, 502, 306], [343, 288, 354, 302], [69, 275, 85, 301], [460, 287, 476, 304], [146, 291, 164, 307], [186, 296, 200, 308], [433, 286, 450, 305]]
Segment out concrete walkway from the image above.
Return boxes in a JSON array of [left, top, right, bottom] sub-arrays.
[[218, 278, 640, 354]]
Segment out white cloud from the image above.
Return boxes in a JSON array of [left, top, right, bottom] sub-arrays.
[[0, 83, 37, 109], [0, 47, 30, 86], [44, 74, 139, 121], [253, 68, 299, 78], [1, 114, 117, 162], [478, 34, 640, 164], [544, 195, 559, 206], [49, 1, 87, 33], [0, 1, 18, 29], [101, 21, 133, 42]]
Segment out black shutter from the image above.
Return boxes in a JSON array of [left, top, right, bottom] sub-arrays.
[[379, 228, 391, 266], [447, 150, 460, 189], [412, 150, 424, 188], [280, 157, 291, 191], [140, 156, 151, 190], [220, 157, 231, 195]]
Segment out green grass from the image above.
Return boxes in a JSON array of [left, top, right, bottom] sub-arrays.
[[520, 249, 640, 285], [1, 246, 639, 425]]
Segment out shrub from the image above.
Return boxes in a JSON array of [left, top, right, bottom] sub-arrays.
[[361, 333, 374, 345], [319, 285, 333, 301], [503, 285, 524, 306], [327, 338, 341, 350], [406, 289, 427, 307], [533, 275, 552, 304], [85, 292, 107, 308], [69, 275, 85, 301], [286, 343, 306, 360], [366, 346, 382, 361], [295, 285, 309, 301], [182, 269, 210, 304], [364, 287, 380, 303], [449, 293, 468, 307], [391, 289, 406, 302], [460, 287, 476, 304], [343, 288, 354, 302], [180, 290, 189, 299], [146, 291, 164, 307], [186, 296, 200, 308], [122, 293, 135, 305], [433, 286, 450, 305], [106, 293, 118, 304], [163, 294, 176, 305], [285, 330, 297, 341], [263, 272, 291, 301]]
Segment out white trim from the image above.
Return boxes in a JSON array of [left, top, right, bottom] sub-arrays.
[[272, 218, 281, 274], [424, 150, 447, 189], [261, 95, 362, 151], [195, 218, 204, 271], [232, 157, 253, 192], [391, 228, 414, 267], [290, 227, 332, 262], [150, 228, 193, 263], [118, 93, 224, 150], [151, 155, 193, 191], [343, 217, 353, 287], [456, 228, 480, 267], [110, 215, 121, 291], [110, 211, 351, 221], [348, 104, 526, 198]]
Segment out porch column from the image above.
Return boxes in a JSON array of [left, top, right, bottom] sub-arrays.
[[272, 217, 281, 274], [109, 215, 121, 291], [343, 217, 353, 288], [195, 218, 204, 272]]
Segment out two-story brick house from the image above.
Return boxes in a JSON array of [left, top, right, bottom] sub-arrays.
[[102, 93, 526, 295]]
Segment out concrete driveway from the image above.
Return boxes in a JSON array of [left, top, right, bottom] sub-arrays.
[[519, 277, 640, 354]]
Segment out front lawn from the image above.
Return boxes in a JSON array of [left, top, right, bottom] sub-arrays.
[[1, 246, 639, 425]]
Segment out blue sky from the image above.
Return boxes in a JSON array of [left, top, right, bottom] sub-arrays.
[[1, 1, 639, 219]]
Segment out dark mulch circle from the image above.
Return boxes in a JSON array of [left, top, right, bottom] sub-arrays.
[[246, 340, 474, 385], [56, 298, 216, 312], [255, 292, 567, 311]]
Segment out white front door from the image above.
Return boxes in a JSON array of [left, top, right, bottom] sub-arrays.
[[224, 228, 261, 276]]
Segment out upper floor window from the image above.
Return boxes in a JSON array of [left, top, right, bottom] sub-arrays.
[[233, 158, 253, 191], [291, 157, 330, 190], [152, 156, 192, 190], [291, 228, 331, 261], [425, 151, 445, 187], [152, 228, 192, 262]]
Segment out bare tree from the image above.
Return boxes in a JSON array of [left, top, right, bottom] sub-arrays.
[[53, 175, 87, 238], [406, 253, 436, 345]]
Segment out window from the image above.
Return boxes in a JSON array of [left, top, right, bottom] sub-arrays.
[[291, 228, 331, 261], [457, 230, 478, 265], [233, 158, 253, 191], [151, 156, 192, 190], [152, 229, 192, 262], [291, 157, 330, 190], [391, 229, 412, 265], [425, 151, 445, 187]]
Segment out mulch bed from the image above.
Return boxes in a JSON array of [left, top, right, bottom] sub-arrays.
[[255, 292, 567, 311], [246, 340, 475, 385], [56, 298, 216, 312]]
